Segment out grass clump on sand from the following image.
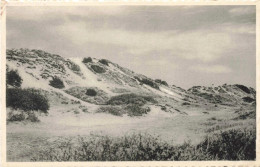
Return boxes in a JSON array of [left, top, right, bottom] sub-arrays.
[[32, 128, 255, 161]]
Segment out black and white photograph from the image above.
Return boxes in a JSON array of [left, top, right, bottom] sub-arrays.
[[2, 3, 257, 163]]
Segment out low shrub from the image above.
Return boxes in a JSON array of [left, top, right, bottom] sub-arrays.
[[209, 117, 217, 121], [65, 86, 109, 105], [198, 129, 256, 160], [33, 128, 256, 161], [91, 65, 106, 73], [135, 77, 159, 89], [182, 102, 190, 105], [49, 76, 65, 89], [82, 57, 92, 63], [86, 89, 97, 96], [79, 106, 88, 113], [97, 106, 125, 116], [233, 111, 255, 120], [71, 64, 81, 72], [66, 60, 81, 72], [125, 104, 150, 117], [6, 88, 49, 113], [7, 110, 40, 122], [155, 79, 168, 86], [161, 81, 168, 86], [26, 112, 40, 122], [107, 93, 156, 106], [141, 78, 159, 89], [99, 59, 109, 66], [7, 112, 25, 122]]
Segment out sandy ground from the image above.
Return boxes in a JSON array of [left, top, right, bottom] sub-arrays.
[[6, 104, 255, 161]]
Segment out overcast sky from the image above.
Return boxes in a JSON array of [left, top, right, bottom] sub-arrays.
[[7, 5, 256, 89]]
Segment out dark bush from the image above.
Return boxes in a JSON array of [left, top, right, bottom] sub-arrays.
[[91, 65, 106, 73], [140, 78, 159, 89], [134, 77, 159, 89], [242, 97, 255, 103], [235, 84, 251, 94], [6, 88, 49, 113], [107, 93, 156, 106], [82, 57, 92, 63], [6, 69, 23, 87], [155, 79, 168, 86], [161, 106, 167, 111], [99, 59, 109, 66], [182, 102, 190, 105], [161, 81, 168, 86], [49, 76, 65, 89], [86, 89, 97, 96]]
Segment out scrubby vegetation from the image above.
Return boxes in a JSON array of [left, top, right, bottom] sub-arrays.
[[7, 111, 25, 122], [97, 106, 125, 116], [6, 88, 50, 113], [82, 57, 92, 63], [233, 111, 256, 120], [86, 89, 97, 96], [65, 60, 83, 76], [141, 78, 159, 89], [182, 102, 190, 105], [155, 79, 168, 86], [198, 129, 255, 160], [107, 93, 156, 106], [32, 128, 255, 161], [235, 84, 251, 94], [101, 94, 156, 116], [97, 104, 151, 117], [6, 68, 23, 87], [91, 65, 106, 73], [65, 86, 109, 105], [125, 105, 150, 116], [99, 59, 109, 66], [7, 110, 40, 122], [134, 76, 159, 89], [49, 76, 65, 89], [26, 112, 40, 122], [242, 97, 255, 103]]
